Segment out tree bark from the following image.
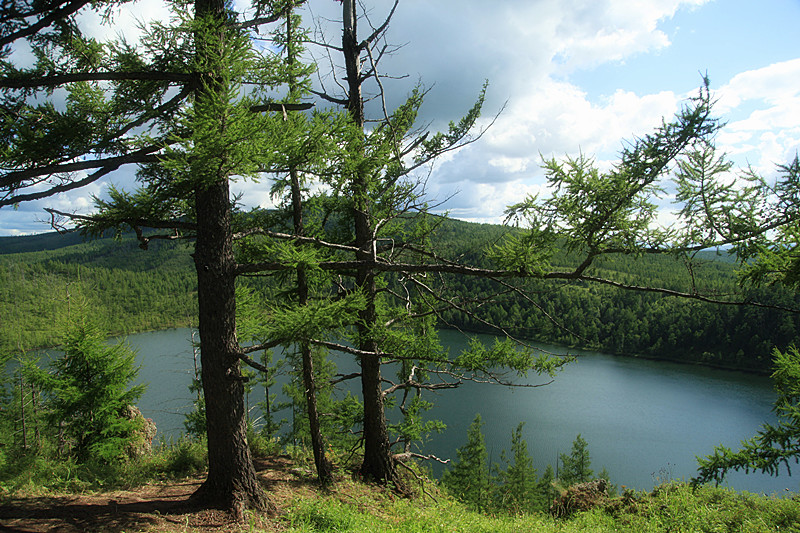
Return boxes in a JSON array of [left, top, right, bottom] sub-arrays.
[[292, 165, 333, 484], [189, 0, 269, 517], [341, 0, 401, 486], [191, 178, 270, 516]]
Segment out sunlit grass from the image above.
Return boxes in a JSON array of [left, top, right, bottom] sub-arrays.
[[278, 477, 800, 533]]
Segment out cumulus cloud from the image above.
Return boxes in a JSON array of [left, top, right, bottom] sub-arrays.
[[2, 0, 795, 235], [714, 59, 800, 173]]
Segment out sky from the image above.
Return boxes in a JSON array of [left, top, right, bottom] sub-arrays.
[[1, 0, 799, 236]]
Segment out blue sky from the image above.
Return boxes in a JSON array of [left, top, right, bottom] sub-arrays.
[[1, 0, 799, 235]]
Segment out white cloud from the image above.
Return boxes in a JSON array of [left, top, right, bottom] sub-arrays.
[[434, 180, 549, 225], [480, 81, 680, 172], [77, 0, 174, 44], [716, 58, 800, 113], [713, 59, 800, 172], [2, 0, 793, 235]]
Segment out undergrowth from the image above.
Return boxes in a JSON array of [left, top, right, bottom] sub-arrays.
[[280, 478, 800, 533], [2, 440, 799, 532], [0, 436, 208, 496]]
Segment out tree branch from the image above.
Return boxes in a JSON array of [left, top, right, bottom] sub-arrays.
[[44, 207, 197, 232], [0, 71, 193, 89], [249, 102, 314, 113], [0, 145, 164, 189], [360, 0, 400, 49], [0, 0, 89, 49], [577, 274, 800, 313]]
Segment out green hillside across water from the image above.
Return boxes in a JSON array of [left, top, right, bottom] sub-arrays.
[[1, 219, 798, 372]]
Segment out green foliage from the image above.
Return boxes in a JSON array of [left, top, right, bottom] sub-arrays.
[[493, 422, 544, 513], [0, 234, 196, 354], [0, 435, 209, 494], [559, 434, 595, 487], [695, 345, 800, 485], [277, 477, 800, 532], [441, 414, 491, 511], [390, 395, 446, 451], [254, 348, 287, 440], [152, 436, 208, 478], [23, 316, 146, 463], [501, 82, 717, 263], [735, 156, 800, 290], [455, 337, 570, 378], [2, 219, 797, 375], [183, 378, 206, 438]]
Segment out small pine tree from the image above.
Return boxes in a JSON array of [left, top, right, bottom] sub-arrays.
[[442, 413, 491, 511], [26, 317, 146, 462], [596, 466, 618, 496], [537, 463, 559, 509], [559, 433, 594, 486], [494, 422, 539, 513], [254, 348, 286, 440]]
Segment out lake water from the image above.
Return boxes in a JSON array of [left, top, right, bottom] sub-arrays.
[[36, 327, 794, 494]]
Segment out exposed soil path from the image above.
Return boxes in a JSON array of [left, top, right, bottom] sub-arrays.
[[0, 456, 310, 532]]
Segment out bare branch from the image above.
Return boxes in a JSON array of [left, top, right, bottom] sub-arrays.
[[233, 227, 360, 254], [249, 102, 314, 113], [393, 451, 449, 465], [577, 274, 800, 313], [309, 88, 348, 106], [241, 338, 289, 355], [238, 1, 306, 31], [0, 71, 193, 89], [238, 352, 271, 373], [310, 339, 383, 358], [330, 372, 361, 385], [360, 0, 399, 49]]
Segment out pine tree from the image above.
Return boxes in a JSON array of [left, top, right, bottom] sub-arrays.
[[559, 433, 594, 486], [442, 414, 491, 511], [494, 422, 539, 514], [537, 464, 559, 510], [25, 317, 145, 462]]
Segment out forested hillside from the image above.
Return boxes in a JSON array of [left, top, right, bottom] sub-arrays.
[[0, 234, 197, 354], [2, 219, 798, 371], [430, 220, 800, 372]]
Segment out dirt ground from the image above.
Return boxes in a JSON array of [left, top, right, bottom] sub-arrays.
[[0, 457, 310, 533]]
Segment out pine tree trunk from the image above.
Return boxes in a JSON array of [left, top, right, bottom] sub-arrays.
[[291, 165, 333, 484], [190, 178, 270, 516], [189, 0, 269, 516], [341, 0, 400, 487]]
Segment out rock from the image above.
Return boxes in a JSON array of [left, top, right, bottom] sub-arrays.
[[123, 405, 157, 459]]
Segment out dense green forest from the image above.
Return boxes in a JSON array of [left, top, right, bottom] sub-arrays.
[[0, 234, 197, 354], [429, 220, 800, 372], [2, 218, 798, 373]]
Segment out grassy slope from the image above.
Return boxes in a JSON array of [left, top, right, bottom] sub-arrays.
[[3, 450, 797, 532], [279, 478, 800, 533]]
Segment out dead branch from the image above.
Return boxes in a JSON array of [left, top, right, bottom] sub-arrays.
[[330, 372, 361, 385]]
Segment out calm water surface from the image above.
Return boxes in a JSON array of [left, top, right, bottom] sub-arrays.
[[90, 328, 793, 494]]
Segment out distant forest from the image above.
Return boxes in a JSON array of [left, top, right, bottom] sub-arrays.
[[2, 218, 798, 373]]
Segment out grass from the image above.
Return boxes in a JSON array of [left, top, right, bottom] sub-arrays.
[[0, 436, 209, 496], [2, 439, 799, 532], [278, 478, 800, 533]]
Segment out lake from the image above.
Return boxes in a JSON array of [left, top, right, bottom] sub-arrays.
[[46, 327, 795, 494]]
